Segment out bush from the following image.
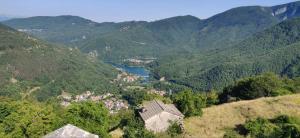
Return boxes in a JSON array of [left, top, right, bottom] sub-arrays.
[[0, 100, 63, 138], [219, 73, 298, 103], [205, 90, 219, 106], [167, 121, 183, 137], [64, 101, 110, 138], [243, 115, 300, 138], [121, 111, 155, 138], [172, 90, 206, 117], [244, 118, 280, 137]]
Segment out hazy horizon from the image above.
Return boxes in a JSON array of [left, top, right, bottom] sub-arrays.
[[0, 0, 298, 23]]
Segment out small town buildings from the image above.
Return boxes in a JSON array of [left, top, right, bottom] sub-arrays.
[[139, 100, 184, 133], [58, 92, 128, 114], [74, 91, 93, 102], [148, 89, 166, 96], [43, 124, 98, 138]]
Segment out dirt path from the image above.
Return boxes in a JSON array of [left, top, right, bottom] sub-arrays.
[[22, 86, 41, 99]]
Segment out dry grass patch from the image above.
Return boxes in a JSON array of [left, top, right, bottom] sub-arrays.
[[109, 128, 124, 138], [184, 94, 300, 138]]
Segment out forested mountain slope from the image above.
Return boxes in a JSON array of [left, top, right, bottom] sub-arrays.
[[3, 15, 202, 61], [1, 15, 122, 47], [152, 17, 300, 91], [4, 1, 300, 61], [0, 23, 118, 101]]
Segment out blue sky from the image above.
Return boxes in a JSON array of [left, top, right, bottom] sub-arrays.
[[0, 0, 297, 22]]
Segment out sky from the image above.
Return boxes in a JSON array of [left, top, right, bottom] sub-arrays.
[[0, 0, 298, 22]]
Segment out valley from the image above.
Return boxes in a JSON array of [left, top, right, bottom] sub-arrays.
[[1, 1, 300, 138]]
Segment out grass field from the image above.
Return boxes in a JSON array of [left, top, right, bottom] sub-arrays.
[[184, 94, 300, 138]]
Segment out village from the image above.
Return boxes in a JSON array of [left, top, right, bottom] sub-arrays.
[[53, 61, 183, 137], [59, 91, 129, 114]]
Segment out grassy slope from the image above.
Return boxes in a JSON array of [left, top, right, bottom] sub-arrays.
[[184, 94, 300, 138]]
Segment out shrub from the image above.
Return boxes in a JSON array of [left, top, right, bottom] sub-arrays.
[[219, 73, 298, 103], [167, 121, 183, 137], [243, 115, 300, 138], [172, 90, 206, 117]]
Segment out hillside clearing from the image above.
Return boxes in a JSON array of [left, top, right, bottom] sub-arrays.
[[184, 94, 300, 138]]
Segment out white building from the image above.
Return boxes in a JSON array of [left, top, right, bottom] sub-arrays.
[[139, 100, 184, 133]]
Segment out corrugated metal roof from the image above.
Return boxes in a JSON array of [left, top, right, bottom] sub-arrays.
[[43, 124, 99, 138], [139, 100, 184, 121]]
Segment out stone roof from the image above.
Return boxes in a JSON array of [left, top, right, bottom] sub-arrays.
[[43, 124, 99, 138], [139, 100, 184, 121]]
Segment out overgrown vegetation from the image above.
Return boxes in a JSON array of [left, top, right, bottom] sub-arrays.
[[219, 72, 300, 103], [65, 101, 110, 137], [172, 90, 206, 117], [226, 115, 300, 138], [167, 121, 183, 137], [0, 97, 63, 138]]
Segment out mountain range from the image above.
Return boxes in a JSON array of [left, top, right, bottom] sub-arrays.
[[2, 1, 300, 91]]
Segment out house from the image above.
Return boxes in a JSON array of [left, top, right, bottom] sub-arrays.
[[43, 124, 98, 138], [139, 100, 184, 133]]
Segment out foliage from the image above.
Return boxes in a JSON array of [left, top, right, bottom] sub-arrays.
[[172, 90, 206, 117], [243, 115, 300, 138], [122, 90, 149, 106], [0, 83, 22, 99], [0, 99, 63, 138], [167, 121, 183, 137], [244, 118, 280, 137], [64, 101, 110, 138], [204, 90, 219, 106], [121, 110, 155, 138], [122, 89, 171, 106], [223, 129, 244, 138], [219, 73, 300, 103]]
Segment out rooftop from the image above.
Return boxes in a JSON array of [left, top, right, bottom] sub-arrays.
[[43, 124, 98, 138], [139, 100, 183, 121]]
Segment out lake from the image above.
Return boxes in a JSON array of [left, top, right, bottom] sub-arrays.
[[112, 64, 150, 83]]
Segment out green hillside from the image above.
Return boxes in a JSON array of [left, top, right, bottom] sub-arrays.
[[1, 15, 122, 47], [152, 17, 300, 91], [5, 2, 300, 61], [3, 1, 300, 91], [0, 23, 118, 101]]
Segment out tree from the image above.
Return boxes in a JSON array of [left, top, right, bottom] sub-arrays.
[[205, 90, 219, 106], [64, 101, 110, 138], [172, 90, 206, 117], [219, 73, 296, 103], [122, 90, 147, 106], [0, 100, 62, 138], [122, 113, 155, 138]]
